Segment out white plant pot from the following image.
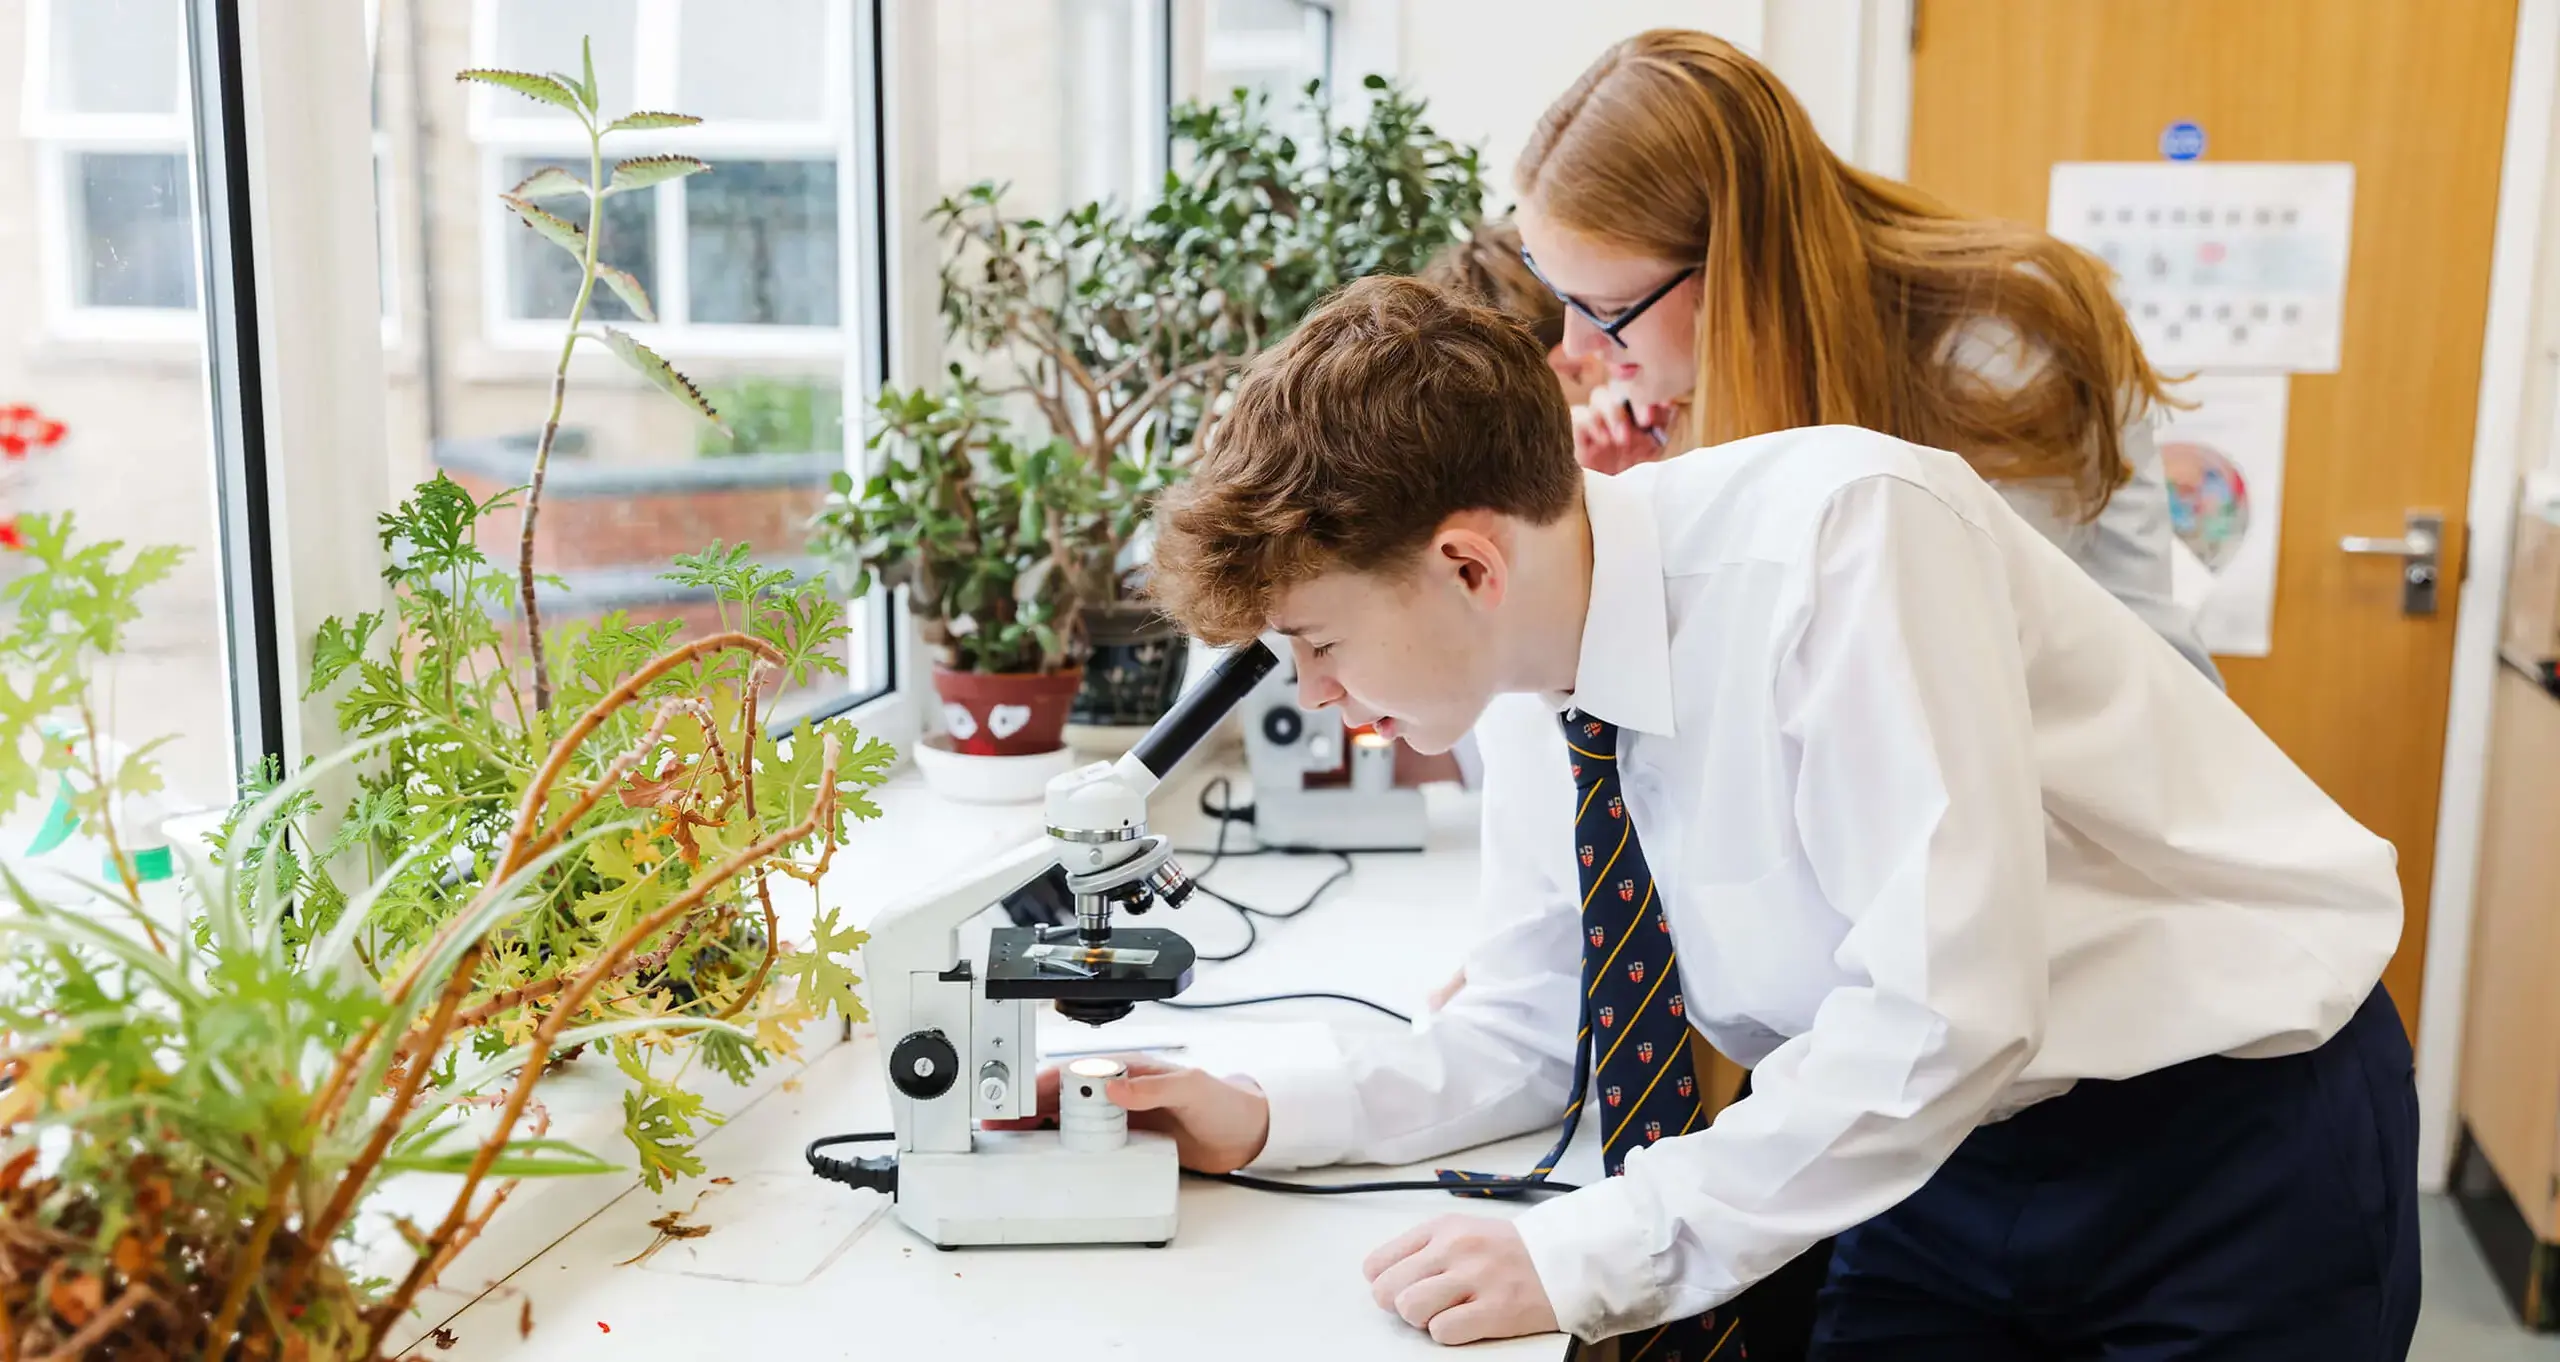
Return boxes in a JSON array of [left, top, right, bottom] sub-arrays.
[[911, 733, 1080, 805]]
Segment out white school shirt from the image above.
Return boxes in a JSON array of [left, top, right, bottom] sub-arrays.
[[1240, 427, 2400, 1341]]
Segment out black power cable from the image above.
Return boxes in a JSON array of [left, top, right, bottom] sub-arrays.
[[1157, 990, 1411, 1025], [805, 1131, 898, 1193]]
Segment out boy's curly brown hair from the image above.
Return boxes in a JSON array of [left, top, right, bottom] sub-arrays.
[[1149, 275, 1579, 647]]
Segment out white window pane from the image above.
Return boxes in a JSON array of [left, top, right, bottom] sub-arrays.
[[941, 0, 1150, 213], [4, 73, 234, 818], [687, 160, 837, 325], [678, 0, 827, 123], [1186, 0, 1329, 138], [74, 152, 198, 310], [1060, 0, 1139, 206], [1211, 0, 1309, 34], [503, 155, 655, 320], [51, 0, 184, 116], [489, 0, 636, 118]]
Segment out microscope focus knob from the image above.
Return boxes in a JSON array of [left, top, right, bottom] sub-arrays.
[[977, 1060, 1012, 1108], [889, 1030, 959, 1100], [1261, 706, 1304, 747]]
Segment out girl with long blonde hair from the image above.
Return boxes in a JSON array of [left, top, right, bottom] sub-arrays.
[[1516, 28, 2217, 684]]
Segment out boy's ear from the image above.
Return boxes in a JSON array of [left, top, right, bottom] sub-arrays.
[[1431, 510, 1511, 610]]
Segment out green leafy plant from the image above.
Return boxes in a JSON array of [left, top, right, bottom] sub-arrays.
[[460, 41, 726, 713], [276, 478, 892, 1181], [814, 374, 1107, 675], [0, 513, 184, 920], [196, 37, 893, 1190], [814, 76, 1485, 661], [0, 562, 866, 1357]]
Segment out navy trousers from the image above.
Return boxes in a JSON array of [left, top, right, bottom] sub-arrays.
[[1811, 986, 2419, 1361]]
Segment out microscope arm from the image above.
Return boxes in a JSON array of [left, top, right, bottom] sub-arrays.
[[865, 833, 1061, 998], [864, 834, 1060, 1153]]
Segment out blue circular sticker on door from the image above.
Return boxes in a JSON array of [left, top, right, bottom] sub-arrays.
[[2161, 120, 2207, 161]]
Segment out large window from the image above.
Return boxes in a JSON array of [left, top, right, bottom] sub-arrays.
[[470, 0, 851, 353], [24, 0, 200, 337], [3, 0, 263, 820], [359, 0, 887, 726]]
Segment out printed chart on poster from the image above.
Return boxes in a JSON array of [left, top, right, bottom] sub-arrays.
[[2048, 162, 2355, 373], [2160, 374, 2290, 658]]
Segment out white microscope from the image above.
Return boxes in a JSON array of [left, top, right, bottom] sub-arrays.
[[856, 641, 1281, 1249]]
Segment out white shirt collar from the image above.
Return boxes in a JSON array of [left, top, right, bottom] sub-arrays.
[[1548, 468, 1677, 736]]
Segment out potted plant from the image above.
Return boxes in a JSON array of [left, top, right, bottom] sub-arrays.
[[906, 77, 1487, 735], [0, 517, 871, 1358], [231, 43, 894, 1188], [817, 374, 1104, 795]]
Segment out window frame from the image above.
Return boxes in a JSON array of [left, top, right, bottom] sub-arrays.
[[467, 0, 858, 358], [24, 0, 205, 342]]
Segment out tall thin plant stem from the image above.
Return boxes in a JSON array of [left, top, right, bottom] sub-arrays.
[[518, 115, 609, 713]]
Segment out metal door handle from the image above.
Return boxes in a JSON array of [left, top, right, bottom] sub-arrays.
[[2338, 510, 2443, 616], [2339, 531, 2437, 557]]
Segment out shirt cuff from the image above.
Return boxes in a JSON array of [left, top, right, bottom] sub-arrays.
[[1239, 1053, 1359, 1171], [1513, 1174, 1675, 1341]]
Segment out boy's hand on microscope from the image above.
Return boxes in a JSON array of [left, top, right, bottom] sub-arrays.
[[985, 1057, 1271, 1173], [1105, 1059, 1271, 1173]]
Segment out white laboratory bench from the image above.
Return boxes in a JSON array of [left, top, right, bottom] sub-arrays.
[[389, 764, 1592, 1359]]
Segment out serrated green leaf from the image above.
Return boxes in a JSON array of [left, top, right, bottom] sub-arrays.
[[605, 155, 711, 196], [606, 111, 704, 133], [622, 1087, 710, 1191], [306, 610, 380, 697], [507, 165, 588, 201], [456, 68, 583, 115], [579, 36, 599, 111], [600, 326, 727, 434], [502, 193, 587, 263], [594, 264, 655, 322]]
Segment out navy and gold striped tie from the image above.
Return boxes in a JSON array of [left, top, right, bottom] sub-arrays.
[[1437, 710, 1737, 1361]]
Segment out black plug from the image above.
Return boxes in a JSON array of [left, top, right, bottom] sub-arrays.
[[805, 1133, 898, 1194]]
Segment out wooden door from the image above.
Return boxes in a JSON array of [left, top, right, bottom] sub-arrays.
[[1909, 0, 2520, 1036]]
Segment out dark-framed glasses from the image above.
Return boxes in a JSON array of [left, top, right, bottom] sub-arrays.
[[1519, 248, 1698, 349]]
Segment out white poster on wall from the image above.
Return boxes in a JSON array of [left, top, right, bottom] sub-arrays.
[[2048, 162, 2356, 373], [2158, 374, 2291, 658]]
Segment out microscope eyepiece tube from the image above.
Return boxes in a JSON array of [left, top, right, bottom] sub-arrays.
[[1128, 641, 1281, 780]]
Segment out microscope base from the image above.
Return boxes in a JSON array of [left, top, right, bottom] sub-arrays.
[[894, 1129, 1181, 1247]]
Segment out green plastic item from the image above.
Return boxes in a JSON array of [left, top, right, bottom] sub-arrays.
[[117, 845, 176, 884], [24, 774, 78, 856]]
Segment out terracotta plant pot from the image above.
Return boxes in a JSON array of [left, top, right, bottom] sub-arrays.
[[932, 666, 1084, 757]]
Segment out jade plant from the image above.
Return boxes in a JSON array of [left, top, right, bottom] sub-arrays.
[[0, 516, 867, 1356], [815, 373, 1108, 676], [821, 77, 1485, 677]]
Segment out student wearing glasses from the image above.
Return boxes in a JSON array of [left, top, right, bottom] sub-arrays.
[[1518, 28, 2218, 687]]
